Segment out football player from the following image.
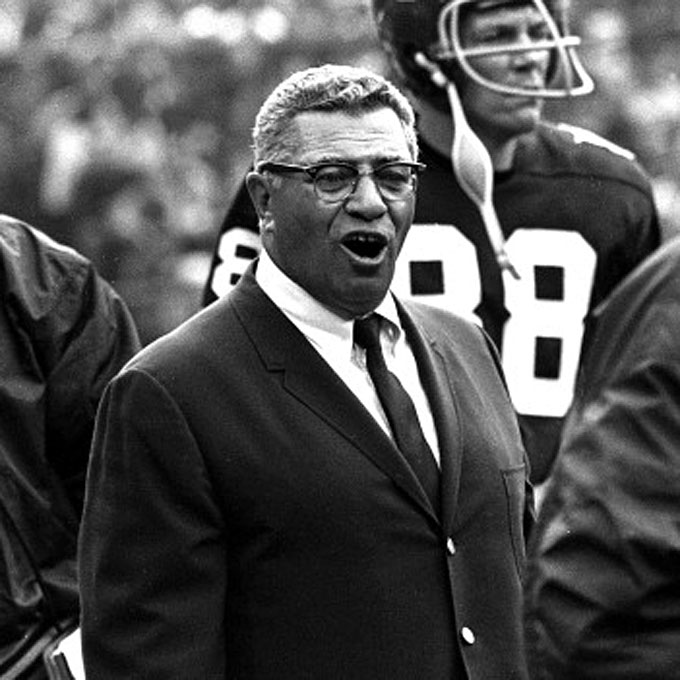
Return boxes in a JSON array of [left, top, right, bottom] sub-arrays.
[[202, 0, 660, 485]]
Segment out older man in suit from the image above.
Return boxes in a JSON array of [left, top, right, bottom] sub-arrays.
[[78, 64, 531, 679]]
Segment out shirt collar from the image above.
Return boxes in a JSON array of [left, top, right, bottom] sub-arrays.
[[361, 295, 402, 348], [255, 249, 403, 353]]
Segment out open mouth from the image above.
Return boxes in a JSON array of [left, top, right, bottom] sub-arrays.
[[341, 232, 388, 260]]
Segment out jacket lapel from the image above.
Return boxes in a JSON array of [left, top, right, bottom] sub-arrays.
[[397, 301, 463, 535], [231, 269, 437, 520]]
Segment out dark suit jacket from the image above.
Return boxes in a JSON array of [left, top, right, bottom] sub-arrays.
[[79, 266, 531, 679], [525, 237, 680, 679]]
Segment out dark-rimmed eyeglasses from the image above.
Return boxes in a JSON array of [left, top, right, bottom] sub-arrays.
[[257, 160, 426, 203]]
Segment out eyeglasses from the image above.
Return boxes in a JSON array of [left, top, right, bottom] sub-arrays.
[[257, 160, 426, 203]]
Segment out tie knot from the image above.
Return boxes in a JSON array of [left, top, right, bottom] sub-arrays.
[[353, 314, 382, 351]]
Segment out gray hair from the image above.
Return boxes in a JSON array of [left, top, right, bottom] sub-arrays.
[[252, 64, 418, 165]]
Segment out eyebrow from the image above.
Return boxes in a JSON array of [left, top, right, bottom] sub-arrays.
[[465, 11, 549, 43], [302, 154, 410, 166]]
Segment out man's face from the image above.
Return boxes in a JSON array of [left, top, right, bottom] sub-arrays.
[[458, 3, 552, 137], [253, 108, 416, 320]]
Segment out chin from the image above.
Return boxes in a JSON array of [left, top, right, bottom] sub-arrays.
[[343, 284, 391, 318], [502, 108, 541, 136]]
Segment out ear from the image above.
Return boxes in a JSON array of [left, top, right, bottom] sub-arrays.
[[246, 171, 275, 234]]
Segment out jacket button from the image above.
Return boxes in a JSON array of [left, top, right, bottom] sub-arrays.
[[446, 537, 456, 555], [460, 627, 476, 645]]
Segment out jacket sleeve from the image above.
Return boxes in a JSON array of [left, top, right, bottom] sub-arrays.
[[78, 368, 228, 679], [524, 337, 680, 678]]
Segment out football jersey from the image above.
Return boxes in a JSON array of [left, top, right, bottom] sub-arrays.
[[202, 121, 660, 482]]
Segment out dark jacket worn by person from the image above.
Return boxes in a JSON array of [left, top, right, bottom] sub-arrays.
[[80, 265, 532, 680], [0, 216, 140, 674], [525, 237, 680, 679]]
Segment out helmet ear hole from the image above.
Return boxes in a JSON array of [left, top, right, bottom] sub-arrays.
[[373, 0, 452, 111]]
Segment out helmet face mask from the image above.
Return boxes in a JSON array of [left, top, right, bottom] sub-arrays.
[[373, 0, 594, 106]]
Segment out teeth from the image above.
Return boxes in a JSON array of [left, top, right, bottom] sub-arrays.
[[344, 233, 386, 258]]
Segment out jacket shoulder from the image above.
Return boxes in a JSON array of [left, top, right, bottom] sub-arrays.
[[124, 286, 248, 383], [1, 215, 93, 309], [1, 216, 102, 339], [401, 298, 488, 347]]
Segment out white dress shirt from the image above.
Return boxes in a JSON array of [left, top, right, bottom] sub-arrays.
[[255, 250, 441, 465]]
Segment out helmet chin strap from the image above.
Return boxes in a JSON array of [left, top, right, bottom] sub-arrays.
[[415, 52, 520, 280]]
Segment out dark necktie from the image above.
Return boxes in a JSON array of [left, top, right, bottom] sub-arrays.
[[354, 314, 440, 511]]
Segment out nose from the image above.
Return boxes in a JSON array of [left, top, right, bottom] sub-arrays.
[[511, 32, 550, 71], [344, 173, 388, 219]]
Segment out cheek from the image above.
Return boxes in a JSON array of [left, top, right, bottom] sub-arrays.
[[468, 55, 507, 81], [391, 203, 416, 251], [269, 200, 337, 267], [270, 191, 313, 239], [461, 82, 502, 121]]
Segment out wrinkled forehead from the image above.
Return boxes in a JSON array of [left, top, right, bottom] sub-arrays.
[[459, 0, 545, 21], [459, 0, 548, 33], [464, 0, 542, 12]]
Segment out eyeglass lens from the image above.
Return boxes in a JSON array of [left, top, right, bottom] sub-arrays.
[[313, 164, 416, 202]]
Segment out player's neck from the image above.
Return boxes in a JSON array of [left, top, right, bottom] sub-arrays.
[[415, 97, 518, 173]]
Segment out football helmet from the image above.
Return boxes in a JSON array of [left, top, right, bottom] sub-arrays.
[[372, 0, 594, 107]]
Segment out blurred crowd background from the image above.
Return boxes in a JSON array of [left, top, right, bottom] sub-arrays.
[[1, 0, 679, 344]]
